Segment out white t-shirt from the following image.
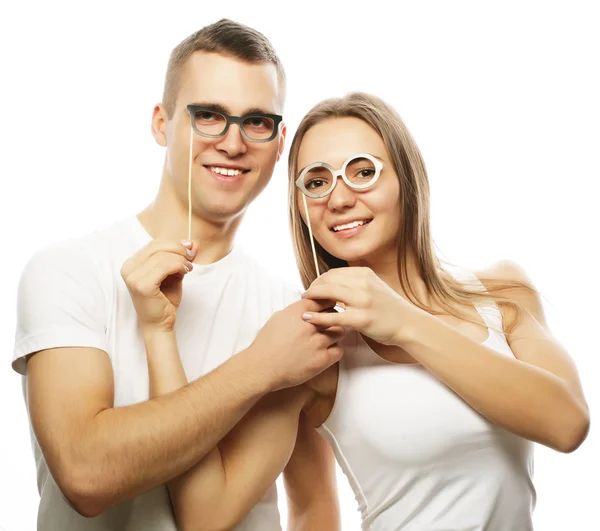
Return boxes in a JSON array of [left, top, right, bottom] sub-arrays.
[[12, 215, 300, 531]]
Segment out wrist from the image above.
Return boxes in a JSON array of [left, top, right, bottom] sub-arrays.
[[184, 347, 271, 414], [237, 342, 281, 395], [392, 306, 430, 348], [142, 328, 178, 355]]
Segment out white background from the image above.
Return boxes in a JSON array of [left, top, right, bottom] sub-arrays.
[[1, 1, 598, 530]]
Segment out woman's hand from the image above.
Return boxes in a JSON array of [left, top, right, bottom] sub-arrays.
[[301, 267, 418, 345]]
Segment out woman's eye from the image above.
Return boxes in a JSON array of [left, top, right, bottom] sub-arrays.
[[307, 179, 325, 189]]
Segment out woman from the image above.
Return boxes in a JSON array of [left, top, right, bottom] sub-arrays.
[[153, 92, 590, 530]]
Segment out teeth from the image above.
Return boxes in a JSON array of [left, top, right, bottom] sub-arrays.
[[210, 166, 243, 176], [333, 220, 369, 232]]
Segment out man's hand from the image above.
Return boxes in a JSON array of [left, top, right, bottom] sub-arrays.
[[249, 299, 346, 391], [120, 239, 196, 334]]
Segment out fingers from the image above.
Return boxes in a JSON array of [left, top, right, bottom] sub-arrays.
[[142, 239, 197, 265], [320, 325, 346, 345], [296, 298, 337, 314], [326, 344, 344, 365], [302, 310, 346, 330], [122, 239, 197, 279], [310, 267, 365, 289], [314, 344, 344, 376], [302, 284, 356, 307], [125, 252, 193, 296]]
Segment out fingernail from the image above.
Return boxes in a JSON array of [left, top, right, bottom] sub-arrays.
[[302, 312, 312, 320], [181, 240, 192, 248], [186, 261, 194, 270], [300, 291, 307, 298], [187, 249, 196, 258]]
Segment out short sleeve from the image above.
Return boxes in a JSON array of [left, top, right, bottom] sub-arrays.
[[12, 241, 110, 375]]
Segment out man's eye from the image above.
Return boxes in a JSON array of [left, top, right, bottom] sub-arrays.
[[198, 112, 217, 121]]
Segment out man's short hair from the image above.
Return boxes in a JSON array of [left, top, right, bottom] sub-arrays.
[[162, 19, 286, 117]]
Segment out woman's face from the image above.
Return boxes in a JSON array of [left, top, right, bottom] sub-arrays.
[[296, 117, 401, 265]]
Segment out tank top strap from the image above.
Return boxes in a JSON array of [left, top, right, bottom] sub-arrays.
[[448, 267, 504, 332]]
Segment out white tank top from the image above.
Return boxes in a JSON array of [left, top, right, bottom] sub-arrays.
[[317, 277, 536, 530]]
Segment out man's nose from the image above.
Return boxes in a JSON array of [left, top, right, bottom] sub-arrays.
[[214, 123, 247, 157]]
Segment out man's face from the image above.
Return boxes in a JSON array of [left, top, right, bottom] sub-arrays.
[[155, 51, 286, 223]]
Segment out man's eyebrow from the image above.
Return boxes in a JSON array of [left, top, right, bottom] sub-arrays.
[[187, 102, 229, 114], [244, 107, 278, 116], [187, 103, 277, 116]]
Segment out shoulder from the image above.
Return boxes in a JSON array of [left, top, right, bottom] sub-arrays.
[[474, 259, 537, 298], [23, 223, 117, 272], [24, 216, 143, 274], [475, 259, 545, 325], [476, 259, 533, 286], [22, 235, 98, 280], [18, 219, 132, 300]]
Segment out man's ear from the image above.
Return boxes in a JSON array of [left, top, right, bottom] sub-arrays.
[[276, 123, 287, 162], [151, 104, 168, 147]]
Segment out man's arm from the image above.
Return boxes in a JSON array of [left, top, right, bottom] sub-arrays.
[[26, 343, 268, 518], [283, 413, 341, 531], [23, 238, 343, 520], [168, 387, 312, 530], [144, 318, 343, 530], [27, 303, 343, 520]]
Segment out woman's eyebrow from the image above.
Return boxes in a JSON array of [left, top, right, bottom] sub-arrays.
[[298, 153, 386, 174]]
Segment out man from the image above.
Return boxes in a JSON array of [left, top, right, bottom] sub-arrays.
[[13, 19, 341, 531]]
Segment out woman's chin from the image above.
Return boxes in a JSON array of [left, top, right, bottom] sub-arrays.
[[322, 243, 374, 265], [323, 239, 397, 267]]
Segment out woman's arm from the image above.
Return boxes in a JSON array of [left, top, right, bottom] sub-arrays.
[[144, 329, 313, 531], [399, 261, 590, 452], [301, 261, 590, 453]]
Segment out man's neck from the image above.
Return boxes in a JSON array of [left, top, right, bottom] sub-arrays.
[[137, 202, 242, 266]]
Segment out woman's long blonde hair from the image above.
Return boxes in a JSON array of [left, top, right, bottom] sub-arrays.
[[288, 92, 530, 332]]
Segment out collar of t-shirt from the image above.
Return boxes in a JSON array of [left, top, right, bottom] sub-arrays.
[[127, 215, 243, 279]]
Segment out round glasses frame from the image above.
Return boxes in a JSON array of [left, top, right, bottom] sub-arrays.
[[295, 153, 383, 199], [186, 105, 283, 143]]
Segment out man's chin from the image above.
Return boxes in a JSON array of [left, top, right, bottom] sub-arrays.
[[195, 201, 248, 224]]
